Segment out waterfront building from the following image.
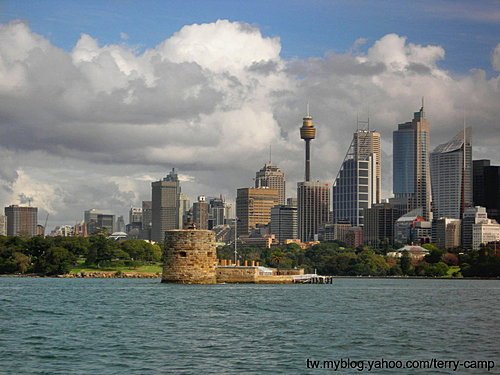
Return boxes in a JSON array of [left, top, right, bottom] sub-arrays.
[[0, 214, 6, 236], [270, 204, 298, 243], [193, 195, 209, 230], [236, 187, 279, 237], [4, 205, 38, 237], [332, 128, 380, 226], [473, 160, 500, 223], [430, 127, 472, 219], [255, 163, 286, 205], [151, 168, 181, 242], [363, 203, 403, 247], [393, 103, 432, 220]]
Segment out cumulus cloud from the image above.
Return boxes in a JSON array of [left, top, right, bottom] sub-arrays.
[[0, 19, 499, 228]]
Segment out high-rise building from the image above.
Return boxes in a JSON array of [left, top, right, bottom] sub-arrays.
[[129, 207, 143, 226], [363, 203, 403, 247], [4, 205, 38, 237], [297, 181, 331, 242], [236, 187, 279, 237], [208, 196, 226, 229], [255, 163, 286, 205], [179, 193, 191, 228], [151, 168, 181, 242], [430, 127, 472, 219], [270, 204, 298, 243], [433, 218, 461, 249], [473, 160, 500, 223], [393, 103, 432, 220], [116, 216, 125, 233], [0, 215, 6, 236], [142, 201, 152, 230], [332, 128, 380, 226], [393, 208, 431, 245], [193, 196, 209, 230]]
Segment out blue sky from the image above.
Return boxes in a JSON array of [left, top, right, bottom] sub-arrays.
[[1, 0, 499, 75]]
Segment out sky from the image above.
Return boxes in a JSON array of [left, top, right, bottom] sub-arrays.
[[0, 0, 499, 230]]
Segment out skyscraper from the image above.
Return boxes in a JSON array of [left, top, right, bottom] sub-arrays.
[[332, 128, 380, 226], [193, 195, 209, 230], [208, 196, 226, 229], [473, 160, 500, 223], [430, 127, 472, 219], [151, 168, 181, 242], [297, 181, 331, 241], [393, 103, 431, 220], [4, 205, 38, 237], [235, 187, 279, 237], [270, 204, 298, 243], [255, 163, 286, 205]]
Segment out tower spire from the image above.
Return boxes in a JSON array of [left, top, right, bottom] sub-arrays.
[[300, 107, 316, 182]]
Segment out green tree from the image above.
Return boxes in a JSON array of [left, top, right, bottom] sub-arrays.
[[34, 247, 75, 276], [86, 235, 120, 267], [400, 251, 412, 275]]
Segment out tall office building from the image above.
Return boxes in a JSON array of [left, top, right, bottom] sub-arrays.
[[297, 181, 331, 241], [473, 160, 500, 223], [430, 127, 472, 219], [129, 207, 143, 225], [236, 187, 279, 237], [462, 206, 489, 250], [393, 103, 431, 220], [192, 196, 209, 230], [151, 168, 181, 242], [4, 205, 38, 237], [363, 203, 403, 247], [332, 128, 380, 226], [208, 196, 226, 229], [255, 163, 286, 205], [84, 209, 115, 234], [270, 204, 298, 243]]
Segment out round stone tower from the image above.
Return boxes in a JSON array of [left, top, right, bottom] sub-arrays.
[[162, 229, 217, 284]]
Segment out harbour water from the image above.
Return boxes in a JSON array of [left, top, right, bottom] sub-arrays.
[[0, 278, 498, 374]]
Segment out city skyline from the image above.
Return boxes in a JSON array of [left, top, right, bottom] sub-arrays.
[[0, 2, 499, 229]]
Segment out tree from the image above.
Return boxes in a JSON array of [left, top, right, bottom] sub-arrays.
[[86, 235, 120, 267], [400, 251, 412, 275], [34, 247, 75, 276]]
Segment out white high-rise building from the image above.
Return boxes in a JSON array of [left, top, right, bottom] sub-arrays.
[[332, 127, 380, 226], [255, 163, 286, 205], [430, 127, 472, 219]]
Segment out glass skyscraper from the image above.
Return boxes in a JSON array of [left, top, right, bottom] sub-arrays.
[[430, 127, 472, 219], [393, 104, 431, 220]]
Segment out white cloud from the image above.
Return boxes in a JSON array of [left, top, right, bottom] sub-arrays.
[[0, 19, 498, 229]]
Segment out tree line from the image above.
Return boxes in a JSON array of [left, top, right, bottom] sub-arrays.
[[218, 241, 500, 278], [0, 235, 162, 276]]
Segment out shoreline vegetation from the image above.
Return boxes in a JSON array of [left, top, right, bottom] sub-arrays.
[[1, 234, 499, 279]]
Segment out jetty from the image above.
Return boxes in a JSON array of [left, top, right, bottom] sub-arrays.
[[293, 274, 334, 284]]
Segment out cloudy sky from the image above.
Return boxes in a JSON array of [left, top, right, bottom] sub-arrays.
[[0, 0, 499, 230]]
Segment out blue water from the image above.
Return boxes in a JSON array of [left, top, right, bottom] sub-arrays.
[[0, 278, 498, 374]]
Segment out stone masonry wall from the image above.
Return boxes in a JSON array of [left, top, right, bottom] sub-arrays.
[[162, 230, 217, 284]]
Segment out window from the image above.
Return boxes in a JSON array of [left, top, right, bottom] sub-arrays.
[[179, 251, 187, 258]]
